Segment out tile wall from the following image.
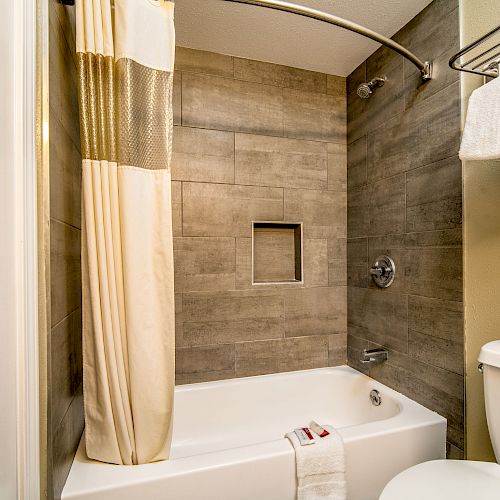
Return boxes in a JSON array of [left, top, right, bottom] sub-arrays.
[[172, 47, 348, 383], [346, 0, 464, 458]]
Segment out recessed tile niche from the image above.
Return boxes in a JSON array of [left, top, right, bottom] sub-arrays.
[[252, 222, 303, 284]]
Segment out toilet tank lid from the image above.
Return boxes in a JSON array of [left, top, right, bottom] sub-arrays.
[[479, 340, 500, 368]]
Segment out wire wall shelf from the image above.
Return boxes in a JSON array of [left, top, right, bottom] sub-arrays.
[[450, 24, 500, 78]]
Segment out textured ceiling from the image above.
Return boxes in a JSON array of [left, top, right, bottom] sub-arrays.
[[175, 0, 434, 76]]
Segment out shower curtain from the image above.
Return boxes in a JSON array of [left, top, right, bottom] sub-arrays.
[[76, 0, 176, 465]]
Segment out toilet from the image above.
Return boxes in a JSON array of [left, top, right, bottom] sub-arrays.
[[380, 340, 500, 500]]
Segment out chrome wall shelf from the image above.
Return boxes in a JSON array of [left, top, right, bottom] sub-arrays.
[[449, 24, 500, 78]]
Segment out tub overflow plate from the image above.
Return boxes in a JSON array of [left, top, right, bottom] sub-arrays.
[[370, 255, 395, 288]]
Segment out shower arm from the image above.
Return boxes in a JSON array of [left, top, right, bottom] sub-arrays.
[[222, 0, 432, 80]]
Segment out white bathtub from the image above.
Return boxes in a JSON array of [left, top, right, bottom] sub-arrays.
[[62, 366, 446, 500]]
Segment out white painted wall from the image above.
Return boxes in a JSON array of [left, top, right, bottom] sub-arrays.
[[0, 0, 39, 497]]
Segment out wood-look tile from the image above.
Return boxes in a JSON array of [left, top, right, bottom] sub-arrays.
[[173, 237, 235, 292], [347, 331, 370, 373], [347, 238, 368, 288], [409, 330, 463, 375], [284, 189, 346, 239], [328, 332, 347, 366], [183, 182, 283, 237], [347, 186, 369, 239], [235, 134, 328, 190], [347, 136, 367, 190], [50, 219, 81, 327], [182, 72, 283, 136], [49, 10, 80, 151], [367, 82, 460, 181], [235, 335, 329, 377], [171, 181, 182, 237], [347, 61, 366, 96], [50, 113, 82, 229], [175, 46, 233, 77], [234, 57, 327, 93], [284, 287, 346, 337], [283, 88, 345, 143], [327, 142, 347, 192], [406, 156, 462, 232], [369, 174, 406, 236], [181, 290, 284, 345], [50, 308, 82, 434], [348, 287, 408, 352], [409, 295, 463, 343], [52, 389, 84, 500], [326, 75, 346, 97], [304, 239, 329, 287], [172, 126, 235, 184], [254, 227, 297, 282], [175, 344, 235, 384], [173, 72, 182, 126], [328, 258, 347, 287]]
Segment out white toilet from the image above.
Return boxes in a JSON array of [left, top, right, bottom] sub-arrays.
[[380, 340, 500, 500]]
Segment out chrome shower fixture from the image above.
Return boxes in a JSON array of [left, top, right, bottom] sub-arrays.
[[357, 76, 387, 99]]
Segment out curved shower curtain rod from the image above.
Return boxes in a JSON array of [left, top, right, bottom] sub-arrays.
[[222, 0, 433, 80]]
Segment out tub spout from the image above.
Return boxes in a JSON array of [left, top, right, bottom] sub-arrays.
[[361, 348, 388, 365]]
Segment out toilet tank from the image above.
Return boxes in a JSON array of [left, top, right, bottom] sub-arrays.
[[479, 340, 500, 463]]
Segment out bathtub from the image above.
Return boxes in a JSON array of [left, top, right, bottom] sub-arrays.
[[62, 366, 446, 500]]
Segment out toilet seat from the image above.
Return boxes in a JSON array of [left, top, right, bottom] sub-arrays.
[[380, 459, 500, 500]]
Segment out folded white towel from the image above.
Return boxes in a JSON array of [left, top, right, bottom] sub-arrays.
[[286, 425, 346, 500], [460, 75, 500, 160]]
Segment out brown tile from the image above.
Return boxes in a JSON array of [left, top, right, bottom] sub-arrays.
[[235, 238, 252, 290], [253, 226, 297, 282], [182, 72, 283, 136], [50, 113, 82, 229], [328, 258, 347, 287], [406, 156, 462, 232], [409, 295, 463, 343], [347, 136, 367, 190], [329, 332, 347, 366], [327, 142, 347, 192], [172, 126, 234, 183], [52, 389, 84, 500], [234, 58, 327, 93], [171, 181, 182, 237], [173, 237, 235, 292], [347, 238, 368, 288], [235, 335, 329, 377], [235, 134, 328, 190], [283, 88, 346, 142], [50, 219, 81, 327], [409, 330, 463, 375], [284, 287, 346, 337], [182, 182, 283, 237], [304, 239, 329, 287], [181, 290, 284, 345], [369, 174, 406, 236], [366, 82, 460, 180], [175, 344, 235, 384], [347, 61, 366, 96], [348, 287, 408, 352], [50, 308, 82, 434], [284, 189, 346, 239], [347, 331, 370, 373], [173, 72, 182, 126], [347, 186, 369, 239], [175, 46, 233, 77], [447, 443, 464, 460], [327, 75, 346, 97]]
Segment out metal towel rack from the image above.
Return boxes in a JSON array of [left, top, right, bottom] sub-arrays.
[[449, 24, 500, 78]]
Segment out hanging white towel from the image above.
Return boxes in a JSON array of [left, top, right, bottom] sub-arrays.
[[286, 425, 346, 500], [460, 75, 500, 160]]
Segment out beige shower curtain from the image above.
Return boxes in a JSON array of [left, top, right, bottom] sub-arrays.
[[76, 0, 176, 465]]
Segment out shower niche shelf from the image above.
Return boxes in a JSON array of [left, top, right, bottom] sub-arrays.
[[252, 222, 303, 285]]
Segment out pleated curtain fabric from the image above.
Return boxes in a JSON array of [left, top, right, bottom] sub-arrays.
[[75, 0, 176, 465]]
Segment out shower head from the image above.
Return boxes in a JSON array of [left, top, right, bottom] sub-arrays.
[[357, 76, 387, 99]]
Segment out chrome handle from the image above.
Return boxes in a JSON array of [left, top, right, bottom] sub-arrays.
[[370, 267, 384, 277]]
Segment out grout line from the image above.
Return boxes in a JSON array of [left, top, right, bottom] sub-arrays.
[[50, 216, 81, 232]]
